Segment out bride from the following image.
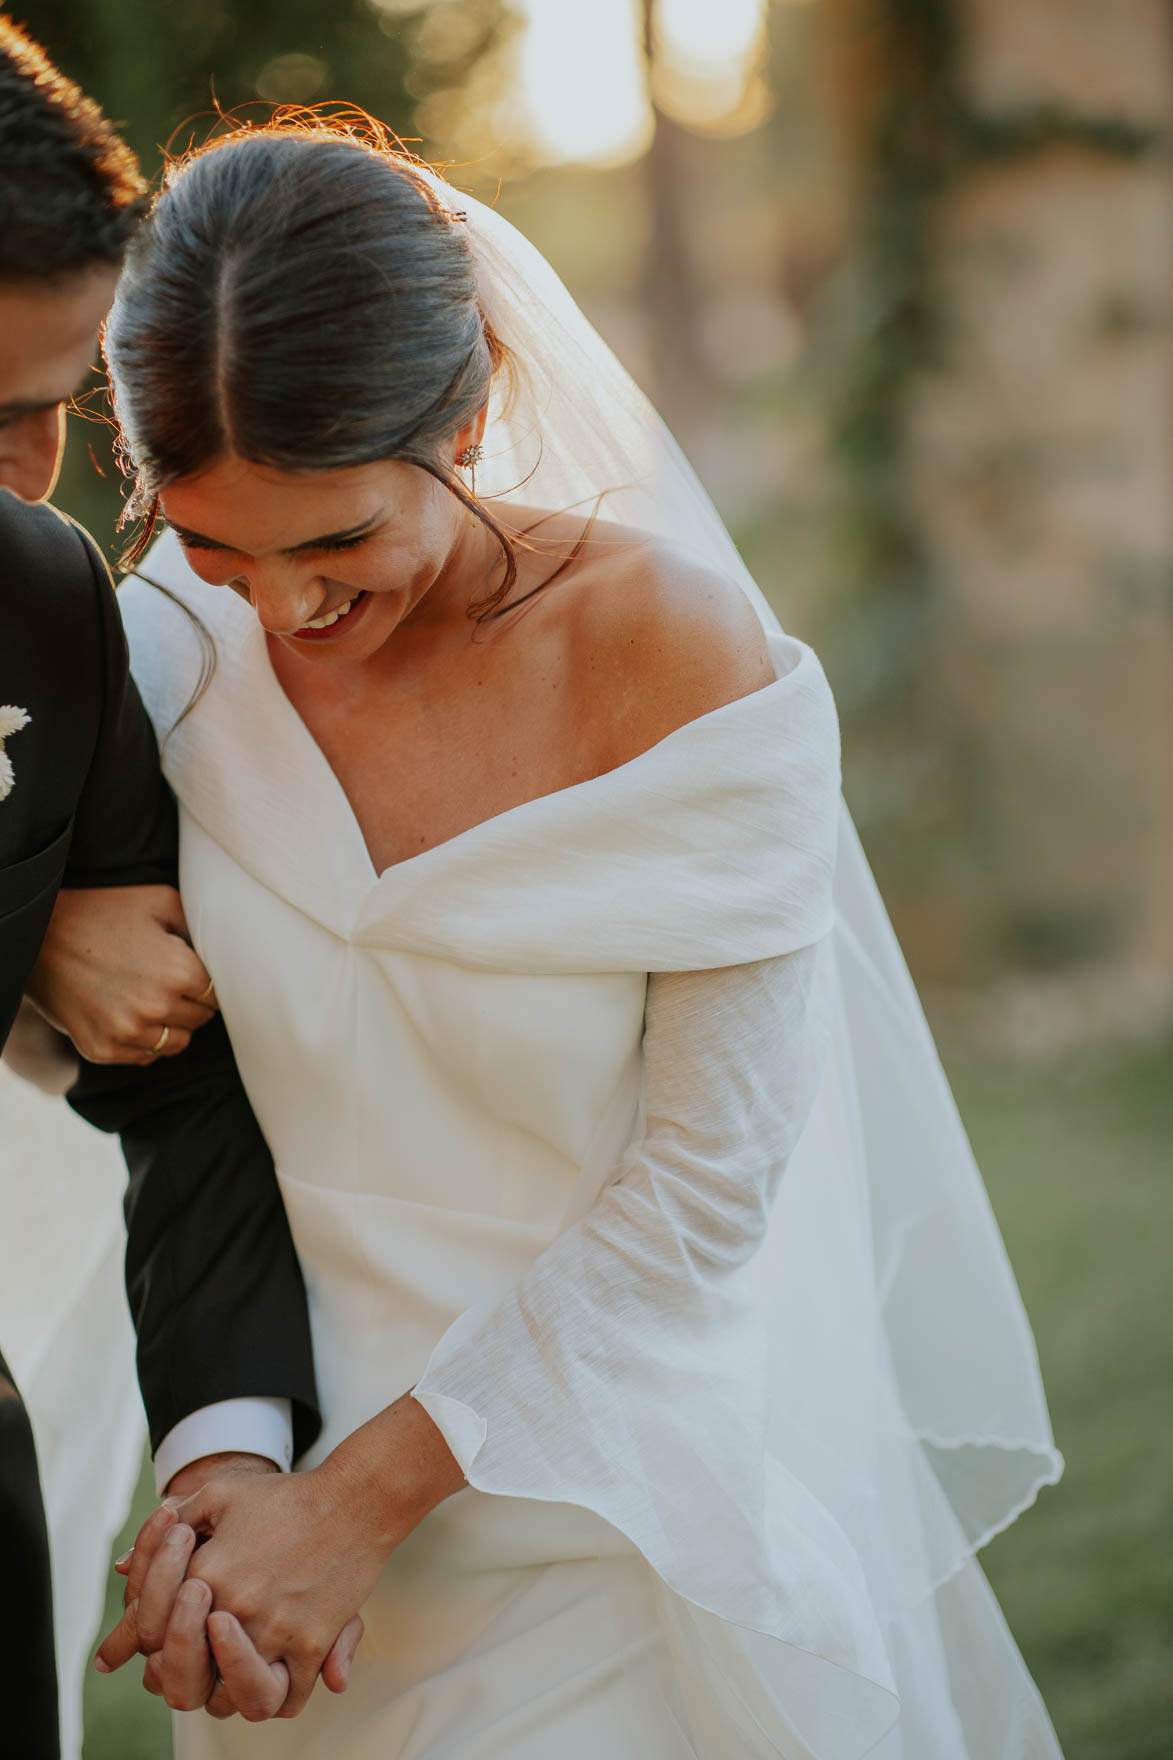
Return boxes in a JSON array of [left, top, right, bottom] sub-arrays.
[[81, 117, 1063, 1756]]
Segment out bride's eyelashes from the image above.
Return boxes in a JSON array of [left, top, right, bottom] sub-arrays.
[[312, 532, 373, 554], [172, 530, 373, 557]]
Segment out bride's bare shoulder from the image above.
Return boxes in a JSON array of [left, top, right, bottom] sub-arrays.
[[519, 513, 775, 762]]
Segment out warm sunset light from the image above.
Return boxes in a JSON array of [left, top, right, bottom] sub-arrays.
[[652, 0, 770, 132], [514, 0, 771, 167], [515, 0, 648, 167], [658, 0, 762, 67]]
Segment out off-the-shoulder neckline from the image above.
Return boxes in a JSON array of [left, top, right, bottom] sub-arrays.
[[240, 615, 804, 886]]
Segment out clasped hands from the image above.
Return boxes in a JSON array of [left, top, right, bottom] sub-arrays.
[[95, 1396, 466, 1722], [95, 1453, 370, 1720]]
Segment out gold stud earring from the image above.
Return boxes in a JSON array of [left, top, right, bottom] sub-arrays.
[[457, 441, 483, 495]]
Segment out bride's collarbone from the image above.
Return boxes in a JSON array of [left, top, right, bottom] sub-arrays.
[[287, 643, 607, 873], [271, 540, 765, 869]]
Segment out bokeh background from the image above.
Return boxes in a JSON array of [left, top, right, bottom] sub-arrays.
[[14, 1, 1172, 1754]]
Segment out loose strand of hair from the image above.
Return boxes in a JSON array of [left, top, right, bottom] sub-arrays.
[[118, 489, 162, 569], [479, 492, 613, 623]]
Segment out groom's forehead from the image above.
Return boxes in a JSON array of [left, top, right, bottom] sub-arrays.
[[0, 263, 120, 407]]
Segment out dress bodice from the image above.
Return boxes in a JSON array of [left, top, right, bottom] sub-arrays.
[[183, 815, 647, 1226]]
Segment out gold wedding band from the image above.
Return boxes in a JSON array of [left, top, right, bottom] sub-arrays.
[[198, 978, 216, 1003], [150, 1024, 170, 1054]]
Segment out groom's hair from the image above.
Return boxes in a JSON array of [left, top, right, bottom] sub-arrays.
[[0, 14, 148, 283]]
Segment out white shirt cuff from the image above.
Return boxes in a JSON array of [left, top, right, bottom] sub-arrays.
[[153, 1397, 294, 1495]]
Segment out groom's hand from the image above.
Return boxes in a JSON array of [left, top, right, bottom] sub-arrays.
[[161, 1450, 277, 1503], [144, 1601, 363, 1722]]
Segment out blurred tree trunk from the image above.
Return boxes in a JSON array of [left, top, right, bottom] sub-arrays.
[[824, 0, 1173, 1019], [640, 0, 716, 449]]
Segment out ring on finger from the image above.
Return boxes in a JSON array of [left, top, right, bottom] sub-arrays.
[[150, 1024, 170, 1054], [207, 1680, 239, 1719], [198, 978, 216, 1003]]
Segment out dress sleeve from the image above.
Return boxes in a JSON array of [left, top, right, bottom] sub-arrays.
[[413, 943, 834, 1552], [413, 943, 898, 1755]]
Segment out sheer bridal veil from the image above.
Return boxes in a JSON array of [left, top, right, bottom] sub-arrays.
[[452, 166, 1061, 1549]]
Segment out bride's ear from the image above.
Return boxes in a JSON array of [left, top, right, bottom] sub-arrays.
[[452, 403, 488, 465]]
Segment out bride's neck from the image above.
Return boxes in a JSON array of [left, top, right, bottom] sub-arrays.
[[403, 506, 512, 634]]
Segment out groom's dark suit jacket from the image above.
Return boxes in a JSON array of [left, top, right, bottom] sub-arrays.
[[0, 493, 320, 1756]]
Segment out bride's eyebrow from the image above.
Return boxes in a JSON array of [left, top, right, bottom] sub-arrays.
[[167, 514, 382, 553]]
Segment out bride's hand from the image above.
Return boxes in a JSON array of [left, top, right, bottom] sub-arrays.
[[27, 884, 218, 1065]]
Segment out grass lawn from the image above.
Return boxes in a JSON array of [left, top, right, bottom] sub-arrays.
[[958, 1041, 1173, 1760], [83, 1042, 1173, 1758]]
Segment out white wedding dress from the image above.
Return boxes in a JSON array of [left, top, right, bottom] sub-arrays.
[[92, 173, 1064, 1757], [122, 527, 1060, 1759]]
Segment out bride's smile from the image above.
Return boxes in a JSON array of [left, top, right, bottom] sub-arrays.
[[159, 445, 496, 664]]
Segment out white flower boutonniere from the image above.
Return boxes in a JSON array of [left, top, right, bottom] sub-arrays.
[[0, 705, 31, 803]]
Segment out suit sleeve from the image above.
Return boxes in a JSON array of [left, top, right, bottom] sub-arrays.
[[59, 532, 320, 1457], [69, 1019, 320, 1458]]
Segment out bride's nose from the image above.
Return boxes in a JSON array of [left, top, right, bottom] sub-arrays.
[[239, 564, 320, 635]]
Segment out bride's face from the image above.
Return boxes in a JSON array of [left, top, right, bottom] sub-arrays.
[[159, 445, 484, 663]]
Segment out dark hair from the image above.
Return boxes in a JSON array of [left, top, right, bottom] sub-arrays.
[[107, 116, 523, 614], [0, 15, 148, 281]]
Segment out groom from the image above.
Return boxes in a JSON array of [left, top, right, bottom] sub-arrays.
[[0, 20, 321, 1752]]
